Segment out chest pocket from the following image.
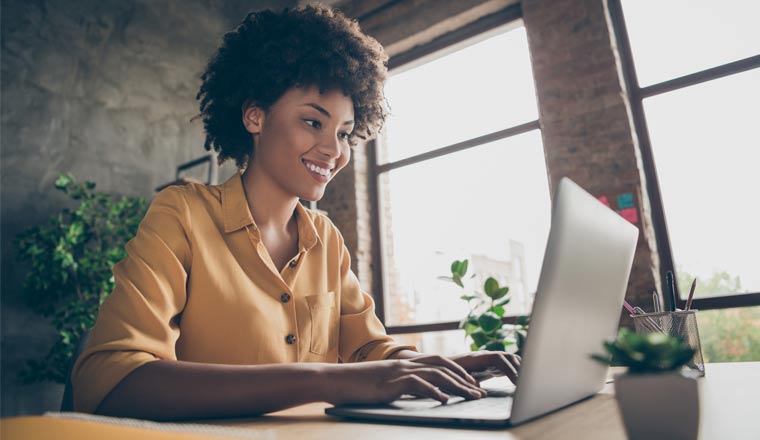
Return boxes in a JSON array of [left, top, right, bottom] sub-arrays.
[[306, 292, 337, 355]]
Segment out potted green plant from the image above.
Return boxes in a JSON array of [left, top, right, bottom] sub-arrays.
[[14, 173, 147, 385], [592, 328, 699, 440], [443, 259, 529, 356]]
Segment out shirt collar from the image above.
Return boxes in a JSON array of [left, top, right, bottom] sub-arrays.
[[221, 172, 255, 234], [294, 200, 320, 251], [221, 172, 321, 250]]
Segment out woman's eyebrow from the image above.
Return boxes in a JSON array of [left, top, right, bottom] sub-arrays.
[[301, 103, 354, 126]]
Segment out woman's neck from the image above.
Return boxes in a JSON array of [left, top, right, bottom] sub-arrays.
[[241, 165, 299, 233]]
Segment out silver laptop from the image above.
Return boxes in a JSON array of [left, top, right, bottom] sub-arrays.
[[326, 177, 639, 427]]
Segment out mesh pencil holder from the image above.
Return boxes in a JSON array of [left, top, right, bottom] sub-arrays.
[[631, 310, 705, 377]]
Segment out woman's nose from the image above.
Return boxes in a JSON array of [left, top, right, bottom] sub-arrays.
[[317, 133, 342, 158]]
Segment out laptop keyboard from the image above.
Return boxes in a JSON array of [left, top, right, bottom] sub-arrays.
[[435, 396, 513, 418], [389, 387, 514, 418]]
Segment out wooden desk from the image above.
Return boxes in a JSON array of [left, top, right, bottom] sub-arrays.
[[2, 362, 758, 439]]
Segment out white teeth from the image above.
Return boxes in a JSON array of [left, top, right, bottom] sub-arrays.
[[306, 162, 330, 176]]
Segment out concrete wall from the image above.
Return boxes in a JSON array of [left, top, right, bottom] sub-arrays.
[[0, 0, 292, 416]]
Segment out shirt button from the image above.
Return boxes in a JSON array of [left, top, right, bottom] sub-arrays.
[[289, 259, 298, 268], [285, 334, 296, 344], [280, 293, 291, 303]]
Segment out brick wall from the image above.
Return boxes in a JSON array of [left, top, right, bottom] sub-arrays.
[[522, 0, 660, 319]]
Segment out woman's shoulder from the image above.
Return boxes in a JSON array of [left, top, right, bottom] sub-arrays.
[[154, 180, 222, 203], [150, 180, 223, 218]]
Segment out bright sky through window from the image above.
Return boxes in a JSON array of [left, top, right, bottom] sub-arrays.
[[622, 0, 760, 86], [622, 0, 760, 295], [380, 25, 550, 326]]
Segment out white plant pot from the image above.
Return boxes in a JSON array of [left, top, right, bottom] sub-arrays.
[[615, 372, 699, 440]]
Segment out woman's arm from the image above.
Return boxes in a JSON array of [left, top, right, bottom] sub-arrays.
[[96, 360, 329, 420], [97, 357, 488, 420]]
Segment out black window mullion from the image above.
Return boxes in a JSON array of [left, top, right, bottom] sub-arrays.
[[376, 120, 540, 174], [639, 54, 760, 99], [608, 0, 680, 307]]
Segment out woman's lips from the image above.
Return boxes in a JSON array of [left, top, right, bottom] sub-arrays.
[[302, 159, 331, 183]]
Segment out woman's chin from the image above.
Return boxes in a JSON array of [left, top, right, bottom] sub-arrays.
[[298, 191, 324, 204]]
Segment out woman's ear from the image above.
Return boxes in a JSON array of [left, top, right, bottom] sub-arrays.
[[242, 104, 265, 134]]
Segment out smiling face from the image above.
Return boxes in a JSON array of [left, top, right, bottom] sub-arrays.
[[243, 86, 355, 202]]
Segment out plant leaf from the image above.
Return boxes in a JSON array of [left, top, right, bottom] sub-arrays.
[[450, 260, 460, 276], [470, 328, 489, 347], [484, 277, 499, 297], [483, 340, 505, 351], [495, 296, 511, 307], [492, 286, 510, 300], [478, 312, 501, 333]]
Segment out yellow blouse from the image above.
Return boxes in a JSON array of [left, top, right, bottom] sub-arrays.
[[72, 173, 415, 413]]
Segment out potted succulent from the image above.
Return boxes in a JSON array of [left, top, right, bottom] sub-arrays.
[[592, 328, 699, 440]]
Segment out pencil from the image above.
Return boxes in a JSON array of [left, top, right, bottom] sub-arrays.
[[685, 278, 697, 311]]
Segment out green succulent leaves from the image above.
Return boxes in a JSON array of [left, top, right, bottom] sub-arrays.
[[592, 328, 696, 374]]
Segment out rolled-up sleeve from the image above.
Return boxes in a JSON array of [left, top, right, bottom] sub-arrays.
[[71, 186, 192, 413], [334, 228, 416, 363]]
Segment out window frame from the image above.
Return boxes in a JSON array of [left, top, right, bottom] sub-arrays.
[[608, 0, 760, 311], [367, 4, 538, 335]]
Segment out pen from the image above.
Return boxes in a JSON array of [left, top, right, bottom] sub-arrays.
[[623, 300, 650, 317], [623, 300, 635, 315], [666, 271, 677, 312], [652, 289, 661, 313], [685, 278, 697, 311]]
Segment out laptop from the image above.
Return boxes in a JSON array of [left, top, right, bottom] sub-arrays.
[[326, 177, 639, 427]]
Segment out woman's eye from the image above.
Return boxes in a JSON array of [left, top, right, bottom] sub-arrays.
[[305, 119, 321, 129], [339, 132, 350, 141]]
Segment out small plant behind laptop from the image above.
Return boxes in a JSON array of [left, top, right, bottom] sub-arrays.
[[443, 259, 529, 356], [14, 173, 148, 384], [592, 328, 700, 439]]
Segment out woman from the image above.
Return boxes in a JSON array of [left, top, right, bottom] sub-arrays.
[[72, 4, 520, 420]]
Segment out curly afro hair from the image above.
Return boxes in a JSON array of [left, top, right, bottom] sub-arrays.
[[195, 4, 389, 169]]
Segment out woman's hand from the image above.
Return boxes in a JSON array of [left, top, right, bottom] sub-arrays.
[[325, 356, 487, 406], [449, 351, 521, 384]]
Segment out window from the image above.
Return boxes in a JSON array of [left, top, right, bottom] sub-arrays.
[[612, 0, 760, 305], [644, 70, 760, 297], [619, 0, 760, 87], [371, 19, 550, 352], [610, 0, 760, 360]]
